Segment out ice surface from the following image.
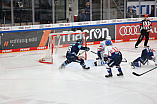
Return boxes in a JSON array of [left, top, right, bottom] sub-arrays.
[[0, 40, 157, 104]]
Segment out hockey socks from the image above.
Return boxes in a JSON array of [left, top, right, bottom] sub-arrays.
[[130, 61, 142, 69], [105, 67, 123, 77], [116, 66, 122, 72], [107, 68, 112, 74], [116, 66, 123, 76], [134, 62, 142, 67], [105, 68, 113, 78], [59, 60, 69, 69], [59, 63, 65, 69], [81, 63, 90, 69]]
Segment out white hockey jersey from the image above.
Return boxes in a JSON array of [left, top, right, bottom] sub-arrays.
[[97, 40, 106, 52], [104, 45, 120, 57]]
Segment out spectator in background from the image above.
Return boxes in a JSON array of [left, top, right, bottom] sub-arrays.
[[126, 5, 137, 18], [149, 5, 155, 17], [76, 9, 86, 22], [84, 1, 90, 21]]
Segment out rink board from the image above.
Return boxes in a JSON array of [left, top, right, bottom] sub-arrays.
[[0, 20, 157, 53]]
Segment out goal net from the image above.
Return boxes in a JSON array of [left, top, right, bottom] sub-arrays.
[[39, 32, 87, 64]]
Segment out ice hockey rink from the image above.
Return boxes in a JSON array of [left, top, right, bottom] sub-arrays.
[[0, 40, 157, 104]]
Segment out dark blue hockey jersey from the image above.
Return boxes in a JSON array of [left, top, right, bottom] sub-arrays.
[[66, 42, 87, 57], [144, 48, 154, 60]]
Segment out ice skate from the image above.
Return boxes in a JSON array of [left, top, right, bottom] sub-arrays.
[[82, 65, 90, 69], [105, 73, 113, 78], [117, 72, 124, 76], [144, 46, 149, 48], [130, 62, 135, 69], [94, 61, 97, 66], [59, 64, 65, 69]]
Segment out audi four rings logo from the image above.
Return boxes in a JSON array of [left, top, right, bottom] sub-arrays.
[[119, 25, 139, 36]]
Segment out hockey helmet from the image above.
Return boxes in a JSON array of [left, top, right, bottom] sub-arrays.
[[106, 36, 111, 40], [105, 40, 112, 46], [144, 14, 149, 17], [76, 39, 83, 45]]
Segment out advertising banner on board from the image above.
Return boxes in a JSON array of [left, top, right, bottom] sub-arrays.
[[55, 25, 115, 43], [0, 31, 44, 50], [116, 22, 157, 42], [0, 25, 115, 52]]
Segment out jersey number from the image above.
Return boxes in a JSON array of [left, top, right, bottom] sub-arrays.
[[112, 47, 119, 52], [68, 45, 72, 52]]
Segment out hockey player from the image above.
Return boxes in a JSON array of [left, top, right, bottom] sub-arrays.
[[135, 14, 152, 48], [94, 36, 111, 66], [104, 40, 123, 77], [59, 39, 90, 69], [130, 48, 157, 69], [97, 36, 111, 60]]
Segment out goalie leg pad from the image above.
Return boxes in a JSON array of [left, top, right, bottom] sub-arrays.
[[94, 60, 107, 66]]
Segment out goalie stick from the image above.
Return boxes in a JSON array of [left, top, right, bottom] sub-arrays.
[[132, 67, 156, 76]]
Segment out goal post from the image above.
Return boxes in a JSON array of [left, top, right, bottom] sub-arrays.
[[39, 32, 87, 64]]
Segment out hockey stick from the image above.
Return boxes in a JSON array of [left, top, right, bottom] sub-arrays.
[[122, 58, 127, 62], [90, 50, 127, 62], [78, 50, 86, 56], [90, 50, 97, 54], [132, 67, 156, 76], [62, 50, 86, 58]]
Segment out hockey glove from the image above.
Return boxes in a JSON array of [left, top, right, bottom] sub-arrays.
[[155, 64, 157, 68], [85, 47, 90, 51], [104, 54, 109, 61], [78, 57, 81, 60], [104, 57, 108, 61]]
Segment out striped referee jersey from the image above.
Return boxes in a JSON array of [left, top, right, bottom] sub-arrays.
[[139, 19, 152, 32]]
